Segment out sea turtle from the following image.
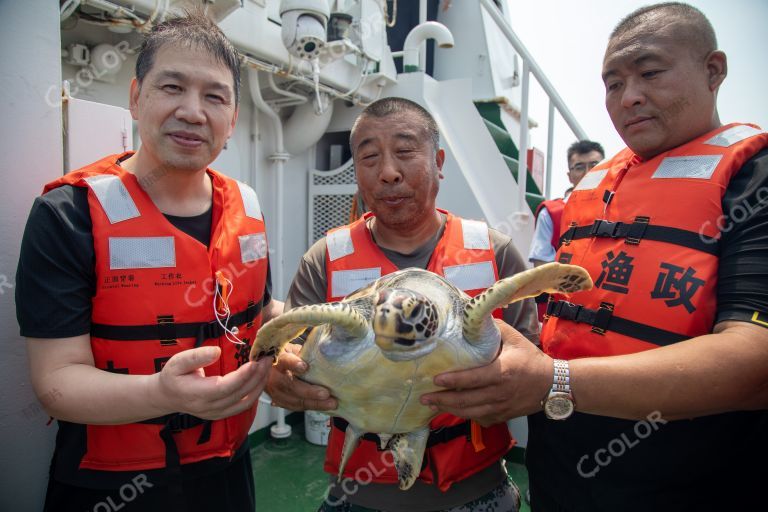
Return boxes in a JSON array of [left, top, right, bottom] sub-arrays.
[[251, 262, 592, 490]]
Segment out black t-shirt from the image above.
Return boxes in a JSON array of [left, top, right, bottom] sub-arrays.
[[15, 177, 271, 489], [527, 150, 768, 511]]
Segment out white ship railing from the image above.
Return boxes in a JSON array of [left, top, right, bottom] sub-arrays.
[[480, 0, 589, 208]]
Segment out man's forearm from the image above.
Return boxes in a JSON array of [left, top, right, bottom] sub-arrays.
[[569, 322, 768, 420], [30, 360, 169, 425], [28, 340, 172, 425]]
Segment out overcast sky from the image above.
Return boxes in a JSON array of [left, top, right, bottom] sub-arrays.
[[504, 0, 768, 197]]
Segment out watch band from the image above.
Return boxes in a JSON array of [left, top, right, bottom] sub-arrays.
[[552, 359, 570, 394]]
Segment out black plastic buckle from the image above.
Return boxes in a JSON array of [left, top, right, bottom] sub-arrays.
[[246, 300, 256, 329], [590, 302, 615, 335], [591, 219, 623, 238], [562, 222, 578, 246], [626, 216, 650, 245], [167, 413, 205, 433], [157, 315, 177, 346]]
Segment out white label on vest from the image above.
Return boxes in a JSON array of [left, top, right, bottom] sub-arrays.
[[239, 233, 268, 263], [705, 125, 765, 147], [237, 181, 262, 219], [327, 228, 354, 262], [85, 175, 140, 224], [443, 261, 496, 291], [651, 155, 722, 179], [109, 237, 176, 269], [331, 268, 381, 298], [573, 169, 608, 191], [461, 219, 490, 250]]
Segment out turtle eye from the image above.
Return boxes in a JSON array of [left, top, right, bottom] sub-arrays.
[[406, 301, 423, 319]]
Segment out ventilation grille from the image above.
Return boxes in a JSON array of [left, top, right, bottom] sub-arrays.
[[313, 163, 356, 185], [311, 194, 354, 243]]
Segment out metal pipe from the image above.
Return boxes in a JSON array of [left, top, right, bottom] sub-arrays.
[[248, 68, 291, 440], [518, 61, 530, 212], [79, 0, 144, 22], [478, 0, 588, 140], [247, 68, 288, 297], [403, 22, 454, 73], [545, 101, 555, 199], [267, 73, 308, 108], [419, 0, 427, 71], [245, 56, 373, 105]]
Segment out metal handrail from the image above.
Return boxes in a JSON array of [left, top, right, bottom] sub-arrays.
[[479, 0, 588, 206]]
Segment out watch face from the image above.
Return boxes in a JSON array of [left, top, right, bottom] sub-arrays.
[[545, 393, 574, 420]]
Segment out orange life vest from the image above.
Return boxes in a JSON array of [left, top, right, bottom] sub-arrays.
[[533, 199, 566, 321], [535, 198, 566, 249], [541, 123, 768, 358], [322, 210, 513, 491], [44, 153, 269, 471]]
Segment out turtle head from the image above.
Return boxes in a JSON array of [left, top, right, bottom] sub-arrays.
[[373, 288, 439, 361]]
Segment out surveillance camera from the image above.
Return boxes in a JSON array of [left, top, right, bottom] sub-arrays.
[[280, 0, 331, 60]]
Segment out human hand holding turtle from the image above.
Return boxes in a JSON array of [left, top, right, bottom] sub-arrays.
[[420, 319, 554, 427], [266, 342, 339, 412]]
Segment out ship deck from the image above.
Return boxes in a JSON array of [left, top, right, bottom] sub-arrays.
[[251, 416, 531, 511]]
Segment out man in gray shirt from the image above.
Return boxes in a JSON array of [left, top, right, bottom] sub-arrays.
[[268, 97, 537, 512]]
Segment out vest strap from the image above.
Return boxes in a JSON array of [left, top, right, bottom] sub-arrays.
[[90, 298, 264, 342], [558, 218, 719, 255], [331, 417, 473, 449], [546, 300, 689, 346], [141, 413, 210, 511]]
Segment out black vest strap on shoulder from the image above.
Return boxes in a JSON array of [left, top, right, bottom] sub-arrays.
[[90, 297, 265, 342], [331, 417, 472, 449], [557, 217, 720, 256], [546, 300, 689, 346]]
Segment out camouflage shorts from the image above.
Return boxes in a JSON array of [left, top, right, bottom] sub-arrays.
[[317, 476, 520, 512]]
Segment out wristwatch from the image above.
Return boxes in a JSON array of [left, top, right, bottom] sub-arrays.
[[542, 359, 575, 420]]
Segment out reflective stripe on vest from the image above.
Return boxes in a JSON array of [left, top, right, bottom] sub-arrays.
[[443, 261, 496, 291], [331, 267, 381, 297], [108, 236, 176, 269], [84, 174, 140, 224], [236, 180, 263, 219]]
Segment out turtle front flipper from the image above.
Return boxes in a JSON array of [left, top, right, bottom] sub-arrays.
[[388, 427, 429, 490], [338, 423, 364, 480], [463, 262, 593, 342], [250, 303, 369, 362]]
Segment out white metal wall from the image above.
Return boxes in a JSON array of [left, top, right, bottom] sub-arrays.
[[0, 1, 63, 509]]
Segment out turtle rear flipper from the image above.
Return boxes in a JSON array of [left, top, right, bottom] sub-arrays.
[[388, 427, 429, 490], [250, 303, 370, 361], [338, 423, 364, 480]]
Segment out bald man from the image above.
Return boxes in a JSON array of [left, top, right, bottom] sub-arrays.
[[421, 3, 768, 510]]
